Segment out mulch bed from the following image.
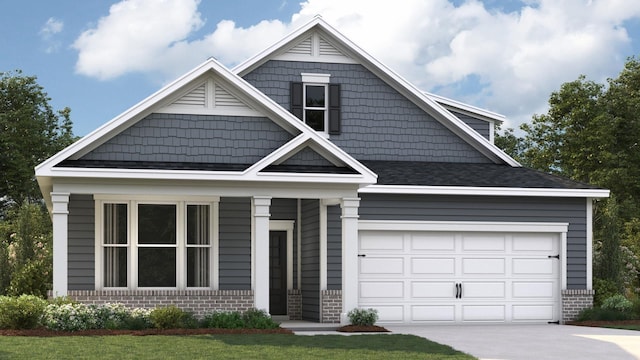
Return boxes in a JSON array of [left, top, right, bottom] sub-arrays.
[[566, 320, 640, 328], [0, 327, 293, 337], [336, 325, 389, 333]]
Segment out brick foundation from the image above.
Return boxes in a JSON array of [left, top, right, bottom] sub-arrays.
[[562, 289, 595, 323], [287, 289, 302, 320], [57, 290, 254, 318], [320, 289, 342, 323]]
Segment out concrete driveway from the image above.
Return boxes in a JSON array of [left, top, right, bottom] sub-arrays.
[[386, 324, 640, 360]]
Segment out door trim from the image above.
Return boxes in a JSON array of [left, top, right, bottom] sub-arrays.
[[270, 220, 294, 290]]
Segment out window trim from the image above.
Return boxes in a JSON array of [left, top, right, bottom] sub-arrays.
[[303, 83, 328, 132], [94, 196, 219, 291]]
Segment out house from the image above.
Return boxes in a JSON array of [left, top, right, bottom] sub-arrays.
[[35, 17, 609, 325]]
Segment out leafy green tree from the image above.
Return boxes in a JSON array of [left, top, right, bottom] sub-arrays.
[[0, 70, 75, 212]]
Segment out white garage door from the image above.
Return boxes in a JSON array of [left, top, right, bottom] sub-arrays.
[[358, 230, 560, 324]]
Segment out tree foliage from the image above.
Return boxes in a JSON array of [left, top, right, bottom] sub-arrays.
[[495, 57, 640, 296], [0, 70, 75, 211]]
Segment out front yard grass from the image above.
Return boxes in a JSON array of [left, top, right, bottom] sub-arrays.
[[0, 333, 475, 359]]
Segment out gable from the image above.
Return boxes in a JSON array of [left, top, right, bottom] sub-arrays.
[[243, 60, 492, 164], [273, 30, 355, 64]]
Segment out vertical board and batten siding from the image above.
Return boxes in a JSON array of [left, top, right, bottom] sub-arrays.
[[450, 110, 491, 140], [242, 60, 492, 164], [301, 199, 320, 321], [67, 194, 95, 290], [359, 194, 588, 289], [218, 197, 252, 290], [270, 198, 299, 288], [80, 113, 294, 165], [327, 205, 342, 290]]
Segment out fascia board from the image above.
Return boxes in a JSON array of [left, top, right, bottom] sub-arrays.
[[426, 92, 506, 123], [359, 184, 610, 198]]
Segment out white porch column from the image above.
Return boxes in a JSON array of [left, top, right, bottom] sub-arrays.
[[253, 196, 272, 313], [340, 197, 360, 324], [51, 192, 70, 297]]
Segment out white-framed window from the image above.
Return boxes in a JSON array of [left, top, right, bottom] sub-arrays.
[[303, 84, 328, 132], [96, 197, 218, 290]]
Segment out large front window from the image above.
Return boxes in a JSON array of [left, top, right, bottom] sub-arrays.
[[99, 199, 216, 289]]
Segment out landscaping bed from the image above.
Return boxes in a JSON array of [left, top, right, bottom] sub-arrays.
[[337, 325, 389, 333], [567, 320, 640, 329], [0, 327, 293, 337]]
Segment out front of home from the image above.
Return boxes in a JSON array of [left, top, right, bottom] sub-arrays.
[[36, 17, 608, 325]]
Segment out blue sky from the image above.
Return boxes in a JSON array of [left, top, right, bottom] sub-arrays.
[[2, 0, 640, 136]]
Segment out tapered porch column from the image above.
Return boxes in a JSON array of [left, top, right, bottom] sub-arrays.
[[51, 192, 70, 297], [340, 197, 360, 324], [253, 196, 272, 312]]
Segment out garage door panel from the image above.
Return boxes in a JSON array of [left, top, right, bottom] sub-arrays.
[[360, 281, 404, 299], [462, 234, 505, 251], [462, 282, 505, 298], [463, 258, 505, 274], [411, 233, 455, 251], [512, 305, 554, 321], [373, 305, 405, 323], [512, 234, 555, 252], [360, 232, 403, 251], [463, 305, 505, 321], [512, 258, 553, 275], [412, 281, 455, 298], [411, 258, 455, 275], [513, 281, 554, 298], [360, 257, 403, 275], [412, 305, 455, 322]]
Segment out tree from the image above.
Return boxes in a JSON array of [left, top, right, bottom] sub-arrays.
[[0, 70, 75, 212]]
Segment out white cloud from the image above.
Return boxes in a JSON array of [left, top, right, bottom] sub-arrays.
[[40, 17, 64, 53], [72, 0, 640, 129]]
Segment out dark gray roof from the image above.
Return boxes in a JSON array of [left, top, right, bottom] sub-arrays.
[[361, 161, 601, 189]]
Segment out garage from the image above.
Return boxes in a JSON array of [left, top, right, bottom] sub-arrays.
[[358, 222, 565, 324]]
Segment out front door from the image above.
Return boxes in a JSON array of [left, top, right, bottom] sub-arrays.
[[269, 231, 287, 315]]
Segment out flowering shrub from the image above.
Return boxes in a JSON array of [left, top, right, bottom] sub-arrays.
[[347, 308, 378, 326], [42, 303, 100, 331]]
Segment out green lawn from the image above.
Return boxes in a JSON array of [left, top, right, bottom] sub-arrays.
[[0, 334, 475, 359], [600, 325, 640, 331]]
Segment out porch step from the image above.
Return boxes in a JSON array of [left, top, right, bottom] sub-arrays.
[[279, 320, 340, 332]]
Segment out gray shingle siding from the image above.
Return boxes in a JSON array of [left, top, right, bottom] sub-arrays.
[[327, 205, 342, 290], [81, 113, 294, 164], [68, 194, 95, 290], [359, 194, 588, 289], [243, 60, 491, 163], [218, 197, 252, 290], [280, 147, 336, 167], [450, 110, 491, 140], [300, 199, 320, 321]]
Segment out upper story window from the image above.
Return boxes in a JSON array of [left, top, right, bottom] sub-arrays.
[[291, 73, 341, 135]]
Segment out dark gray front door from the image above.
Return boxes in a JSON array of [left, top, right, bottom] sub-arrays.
[[269, 231, 287, 315]]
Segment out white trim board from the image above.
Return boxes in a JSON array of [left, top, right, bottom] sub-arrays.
[[359, 185, 610, 198]]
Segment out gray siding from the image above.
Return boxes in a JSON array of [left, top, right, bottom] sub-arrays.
[[300, 199, 320, 321], [360, 194, 588, 289], [451, 110, 491, 140], [327, 205, 342, 290], [219, 197, 252, 290], [68, 194, 95, 290], [81, 113, 293, 164], [243, 60, 491, 163], [270, 198, 298, 288], [280, 147, 336, 167]]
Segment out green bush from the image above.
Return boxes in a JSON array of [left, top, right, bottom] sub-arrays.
[[201, 311, 244, 329], [42, 303, 99, 331], [347, 308, 378, 326], [242, 308, 279, 329], [577, 307, 631, 321], [633, 298, 640, 319], [149, 306, 196, 329], [601, 294, 633, 313], [593, 278, 620, 307], [0, 295, 47, 329]]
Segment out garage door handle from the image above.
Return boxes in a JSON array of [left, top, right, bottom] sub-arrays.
[[357, 254, 366, 257], [548, 254, 560, 259], [455, 283, 461, 299], [459, 283, 462, 298]]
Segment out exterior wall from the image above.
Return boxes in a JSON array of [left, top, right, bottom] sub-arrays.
[[562, 289, 595, 322], [219, 197, 252, 290], [63, 290, 253, 318], [81, 113, 293, 165], [327, 204, 342, 290], [359, 194, 588, 289], [450, 110, 491, 140], [68, 194, 95, 290], [320, 289, 342, 323], [300, 199, 320, 321], [280, 147, 336, 167], [243, 60, 491, 164], [287, 289, 302, 320]]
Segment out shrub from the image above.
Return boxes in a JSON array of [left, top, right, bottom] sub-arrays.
[[347, 308, 378, 326], [42, 303, 99, 331], [121, 308, 152, 330], [577, 307, 631, 321], [601, 294, 633, 313], [149, 305, 196, 329], [94, 303, 132, 329], [0, 295, 47, 329], [594, 278, 620, 307], [201, 311, 244, 329], [242, 308, 279, 329]]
